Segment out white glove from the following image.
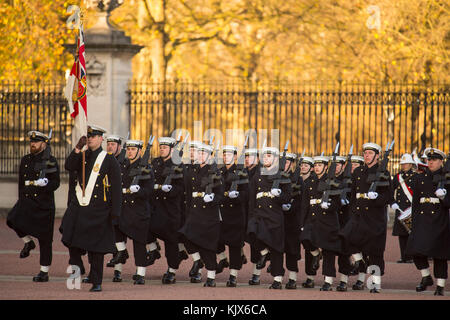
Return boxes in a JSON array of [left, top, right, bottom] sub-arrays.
[[320, 201, 331, 209], [35, 178, 48, 187], [391, 203, 400, 211], [282, 203, 292, 211], [341, 198, 349, 206], [435, 188, 447, 200], [270, 188, 282, 197], [129, 185, 140, 193], [203, 193, 215, 203], [162, 184, 172, 193], [228, 191, 239, 199], [368, 192, 378, 200], [300, 227, 304, 231]]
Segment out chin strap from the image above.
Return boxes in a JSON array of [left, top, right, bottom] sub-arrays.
[[368, 153, 377, 166]]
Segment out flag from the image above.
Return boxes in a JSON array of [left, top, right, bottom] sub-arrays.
[[64, 25, 87, 142]]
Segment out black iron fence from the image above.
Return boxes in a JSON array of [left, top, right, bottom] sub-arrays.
[[1, 80, 448, 176], [0, 81, 73, 176], [129, 80, 450, 173]]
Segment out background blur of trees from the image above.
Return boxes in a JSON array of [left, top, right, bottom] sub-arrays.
[[0, 0, 448, 83]]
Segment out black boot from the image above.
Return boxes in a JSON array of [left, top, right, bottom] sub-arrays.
[[32, 271, 49, 282], [179, 250, 189, 261], [256, 253, 270, 270], [352, 280, 365, 290], [190, 273, 202, 283], [226, 275, 237, 287], [416, 275, 433, 292], [89, 284, 102, 292], [248, 274, 260, 285], [112, 270, 122, 282], [134, 275, 145, 285], [132, 273, 138, 281], [145, 250, 161, 266], [162, 271, 176, 284], [110, 249, 129, 265], [216, 258, 229, 274], [434, 286, 444, 296], [269, 280, 282, 289], [241, 254, 247, 265], [107, 258, 116, 268], [82, 276, 91, 284], [285, 279, 297, 289], [204, 278, 216, 287], [336, 281, 348, 292], [189, 260, 204, 277], [320, 282, 332, 291], [311, 254, 320, 271], [370, 287, 381, 293], [20, 240, 36, 258], [302, 278, 315, 288]]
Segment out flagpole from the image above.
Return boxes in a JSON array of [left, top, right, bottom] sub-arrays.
[[77, 23, 86, 198]]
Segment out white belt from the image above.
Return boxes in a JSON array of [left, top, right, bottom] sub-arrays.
[[24, 180, 37, 186], [154, 184, 162, 190], [192, 192, 205, 198], [420, 197, 440, 204], [256, 192, 275, 199], [309, 199, 322, 205], [356, 193, 369, 200]]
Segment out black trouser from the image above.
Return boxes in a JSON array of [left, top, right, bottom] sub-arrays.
[[184, 239, 217, 271], [398, 235, 412, 261], [337, 254, 352, 276], [15, 228, 52, 267], [255, 239, 284, 277], [217, 243, 243, 270], [69, 247, 104, 286], [321, 249, 337, 278], [115, 229, 147, 267], [285, 252, 299, 273], [357, 253, 385, 276], [249, 237, 262, 264], [413, 255, 448, 279], [164, 240, 181, 269]]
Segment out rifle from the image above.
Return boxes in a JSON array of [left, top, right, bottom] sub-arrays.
[[162, 133, 190, 185], [270, 140, 291, 189], [291, 148, 305, 196], [229, 135, 250, 192], [339, 145, 354, 202], [116, 131, 130, 164], [35, 129, 57, 178], [200, 136, 222, 194], [130, 135, 155, 185], [319, 142, 342, 204], [367, 140, 395, 192], [433, 153, 450, 188]]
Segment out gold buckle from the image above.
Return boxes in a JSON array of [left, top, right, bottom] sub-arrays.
[[224, 191, 229, 197], [425, 198, 430, 203]]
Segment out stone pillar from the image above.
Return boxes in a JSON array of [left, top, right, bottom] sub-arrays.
[[65, 3, 142, 139]]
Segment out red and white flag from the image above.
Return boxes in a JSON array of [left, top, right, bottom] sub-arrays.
[[64, 25, 87, 142]]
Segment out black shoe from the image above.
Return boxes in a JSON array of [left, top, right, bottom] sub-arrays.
[[190, 273, 202, 283], [269, 280, 282, 289], [106, 258, 116, 268], [352, 280, 365, 290], [302, 278, 315, 288], [162, 271, 176, 284], [434, 286, 444, 296], [226, 275, 237, 287], [112, 270, 122, 282], [204, 278, 216, 287], [256, 254, 270, 270], [336, 281, 348, 292], [110, 249, 129, 265], [216, 258, 229, 274], [134, 275, 145, 285], [266, 264, 272, 274], [179, 250, 189, 261], [311, 254, 321, 271], [145, 250, 161, 266], [189, 260, 204, 277], [370, 288, 381, 293], [82, 276, 91, 284], [132, 274, 138, 281], [285, 279, 297, 289], [416, 275, 433, 292], [32, 271, 49, 282], [320, 282, 332, 291], [242, 254, 247, 265], [20, 240, 36, 258], [248, 274, 260, 285], [350, 259, 362, 275], [89, 284, 102, 292], [404, 259, 413, 264]]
